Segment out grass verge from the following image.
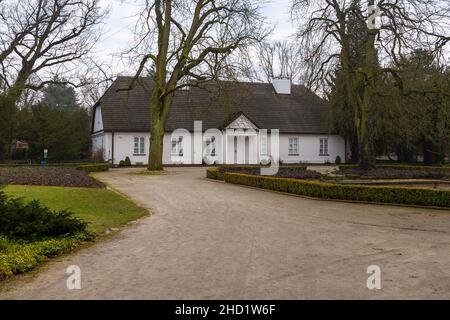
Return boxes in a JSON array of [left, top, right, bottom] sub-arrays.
[[1, 185, 148, 279], [4, 185, 148, 234]]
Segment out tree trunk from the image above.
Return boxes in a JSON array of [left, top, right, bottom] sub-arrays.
[[148, 88, 165, 171], [350, 134, 360, 163], [357, 119, 375, 169], [338, 19, 368, 167], [357, 94, 376, 169], [357, 10, 378, 170], [149, 120, 164, 171]]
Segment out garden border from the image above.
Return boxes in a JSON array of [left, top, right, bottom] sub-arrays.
[[220, 172, 450, 210]]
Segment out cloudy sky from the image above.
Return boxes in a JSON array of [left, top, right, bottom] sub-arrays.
[[97, 0, 295, 75]]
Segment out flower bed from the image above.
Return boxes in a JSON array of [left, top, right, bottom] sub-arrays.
[[208, 165, 318, 181], [0, 166, 105, 188], [338, 167, 450, 180]]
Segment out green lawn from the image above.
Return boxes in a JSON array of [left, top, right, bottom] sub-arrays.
[[3, 185, 149, 234]]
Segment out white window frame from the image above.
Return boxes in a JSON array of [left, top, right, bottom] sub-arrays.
[[134, 137, 146, 155], [288, 137, 299, 156], [171, 136, 184, 157], [205, 136, 216, 157], [319, 138, 329, 156]]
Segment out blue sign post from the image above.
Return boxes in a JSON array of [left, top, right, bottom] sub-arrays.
[[41, 149, 48, 167]]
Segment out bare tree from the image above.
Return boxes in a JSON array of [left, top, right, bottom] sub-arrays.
[[0, 0, 107, 158], [79, 59, 115, 108], [0, 0, 107, 101], [257, 40, 304, 83], [126, 0, 269, 171], [292, 0, 450, 169]]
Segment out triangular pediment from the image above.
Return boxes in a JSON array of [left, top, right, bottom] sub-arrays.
[[225, 114, 259, 130]]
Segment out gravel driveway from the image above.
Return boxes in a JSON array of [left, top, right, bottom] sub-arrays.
[[1, 167, 450, 299]]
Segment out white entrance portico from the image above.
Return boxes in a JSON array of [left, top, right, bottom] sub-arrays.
[[224, 114, 259, 164]]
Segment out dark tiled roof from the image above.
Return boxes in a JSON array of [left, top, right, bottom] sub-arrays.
[[93, 76, 333, 134]]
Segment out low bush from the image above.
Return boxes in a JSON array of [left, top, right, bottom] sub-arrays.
[[224, 173, 450, 208], [206, 168, 220, 180], [76, 163, 110, 173], [118, 157, 132, 167], [0, 233, 93, 278], [0, 190, 89, 241], [0, 190, 94, 279]]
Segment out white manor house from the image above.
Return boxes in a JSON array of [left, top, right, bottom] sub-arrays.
[[91, 77, 346, 165]]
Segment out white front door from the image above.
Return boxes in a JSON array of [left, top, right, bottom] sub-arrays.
[[226, 134, 257, 164]]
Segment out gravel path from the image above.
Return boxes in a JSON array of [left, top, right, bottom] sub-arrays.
[[1, 167, 450, 299]]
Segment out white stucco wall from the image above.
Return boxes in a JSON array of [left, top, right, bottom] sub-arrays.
[[112, 132, 150, 165], [278, 134, 345, 164], [92, 106, 103, 133], [92, 132, 113, 161], [91, 133, 104, 153], [94, 131, 346, 165]]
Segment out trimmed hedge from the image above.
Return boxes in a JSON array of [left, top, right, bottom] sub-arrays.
[[76, 163, 110, 173], [224, 173, 450, 208], [206, 168, 220, 180]]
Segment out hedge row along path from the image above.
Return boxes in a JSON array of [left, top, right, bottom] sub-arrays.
[[1, 167, 450, 299], [223, 173, 450, 208]]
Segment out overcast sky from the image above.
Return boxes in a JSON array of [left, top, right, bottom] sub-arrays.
[[97, 0, 295, 75]]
